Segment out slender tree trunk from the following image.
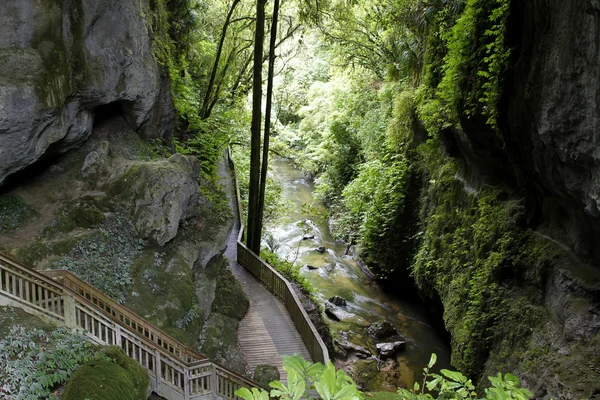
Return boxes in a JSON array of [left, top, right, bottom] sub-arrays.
[[201, 0, 241, 119], [246, 0, 267, 253], [256, 0, 281, 247]]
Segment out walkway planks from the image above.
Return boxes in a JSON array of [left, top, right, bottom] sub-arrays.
[[220, 158, 312, 383]]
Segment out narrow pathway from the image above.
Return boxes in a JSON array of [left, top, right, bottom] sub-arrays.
[[219, 156, 312, 383]]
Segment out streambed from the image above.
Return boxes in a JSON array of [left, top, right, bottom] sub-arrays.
[[266, 157, 451, 391]]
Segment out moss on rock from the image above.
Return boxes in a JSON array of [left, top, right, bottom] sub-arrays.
[[62, 346, 149, 400], [212, 259, 249, 320], [126, 249, 203, 347]]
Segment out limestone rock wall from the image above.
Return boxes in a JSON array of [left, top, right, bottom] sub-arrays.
[[0, 0, 174, 186], [505, 0, 600, 263]]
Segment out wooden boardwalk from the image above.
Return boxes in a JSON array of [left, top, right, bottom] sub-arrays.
[[221, 160, 311, 383]]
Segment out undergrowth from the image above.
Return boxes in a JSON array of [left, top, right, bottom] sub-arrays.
[[49, 215, 144, 301], [0, 323, 100, 399], [0, 195, 36, 233]]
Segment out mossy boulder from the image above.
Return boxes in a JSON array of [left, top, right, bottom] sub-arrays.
[[62, 346, 149, 400], [199, 313, 246, 374], [253, 365, 280, 388], [212, 261, 249, 320], [107, 154, 200, 246]]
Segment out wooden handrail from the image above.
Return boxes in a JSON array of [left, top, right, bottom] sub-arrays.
[[227, 148, 330, 365], [43, 269, 205, 364], [0, 252, 258, 400]]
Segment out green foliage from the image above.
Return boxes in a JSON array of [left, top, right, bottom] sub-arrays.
[[62, 346, 149, 400], [50, 215, 144, 300], [236, 355, 360, 400], [240, 355, 532, 400], [340, 158, 408, 251], [397, 353, 533, 400], [260, 250, 315, 296], [412, 141, 557, 376], [0, 325, 99, 399], [418, 0, 511, 132], [0, 195, 36, 233], [386, 89, 417, 152]]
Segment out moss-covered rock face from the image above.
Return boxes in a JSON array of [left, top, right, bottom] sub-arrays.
[[196, 256, 249, 374], [408, 141, 600, 398], [62, 346, 149, 400]]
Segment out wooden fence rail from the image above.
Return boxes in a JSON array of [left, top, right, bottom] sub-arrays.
[[228, 149, 330, 365], [0, 253, 257, 400]]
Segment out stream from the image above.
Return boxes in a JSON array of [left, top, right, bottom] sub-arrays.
[[266, 157, 451, 392]]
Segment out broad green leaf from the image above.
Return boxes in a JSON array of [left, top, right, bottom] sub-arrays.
[[428, 353, 437, 369], [441, 369, 468, 384]]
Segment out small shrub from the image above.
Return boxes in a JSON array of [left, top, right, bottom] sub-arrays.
[[62, 346, 149, 400], [0, 195, 36, 233]]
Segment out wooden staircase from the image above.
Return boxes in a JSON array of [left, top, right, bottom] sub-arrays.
[[0, 253, 257, 400]]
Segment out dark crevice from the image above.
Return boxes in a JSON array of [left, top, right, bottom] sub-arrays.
[[93, 101, 135, 129]]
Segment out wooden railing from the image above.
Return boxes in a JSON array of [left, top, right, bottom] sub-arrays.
[[228, 149, 330, 365], [0, 253, 258, 400]]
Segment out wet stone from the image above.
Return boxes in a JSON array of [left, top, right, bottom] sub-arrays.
[[315, 246, 327, 253], [335, 339, 371, 359], [376, 341, 406, 359], [367, 320, 397, 339], [329, 296, 347, 307], [325, 304, 341, 321]]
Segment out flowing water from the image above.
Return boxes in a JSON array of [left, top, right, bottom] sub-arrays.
[[266, 157, 451, 391]]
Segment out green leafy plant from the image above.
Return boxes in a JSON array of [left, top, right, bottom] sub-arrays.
[[0, 325, 101, 399], [239, 355, 532, 400], [398, 354, 533, 400], [236, 355, 360, 400]]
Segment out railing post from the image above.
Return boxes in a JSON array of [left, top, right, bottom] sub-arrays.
[[210, 363, 218, 398], [184, 368, 190, 400], [63, 295, 77, 328], [115, 325, 122, 347], [155, 350, 162, 395]]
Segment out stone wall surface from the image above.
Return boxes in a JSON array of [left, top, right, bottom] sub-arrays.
[[0, 0, 174, 185]]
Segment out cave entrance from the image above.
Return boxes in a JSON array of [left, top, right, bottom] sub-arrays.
[[92, 100, 135, 129]]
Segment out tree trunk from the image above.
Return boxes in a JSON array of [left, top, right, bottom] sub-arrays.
[[246, 0, 267, 253], [200, 0, 241, 119], [256, 0, 281, 248]]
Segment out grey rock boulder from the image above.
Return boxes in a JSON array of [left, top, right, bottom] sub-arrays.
[[376, 341, 406, 359], [81, 141, 110, 181], [107, 153, 200, 246], [335, 339, 371, 359], [367, 320, 397, 339], [0, 0, 174, 186], [325, 304, 342, 321], [328, 296, 347, 307]]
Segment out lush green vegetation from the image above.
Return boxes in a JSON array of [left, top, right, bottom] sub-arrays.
[[0, 311, 100, 399], [236, 354, 532, 400]]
